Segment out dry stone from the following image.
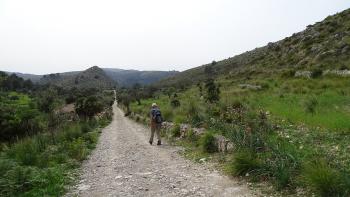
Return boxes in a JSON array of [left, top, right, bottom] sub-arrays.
[[161, 122, 174, 130], [192, 128, 205, 136], [323, 69, 350, 77], [214, 135, 232, 153], [180, 124, 191, 138], [295, 71, 312, 78], [238, 84, 262, 90]]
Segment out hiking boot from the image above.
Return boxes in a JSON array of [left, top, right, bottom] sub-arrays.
[[149, 140, 153, 145], [157, 140, 161, 145]]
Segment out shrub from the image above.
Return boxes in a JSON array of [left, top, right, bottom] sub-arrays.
[[304, 97, 318, 114], [81, 122, 92, 133], [26, 166, 67, 196], [204, 78, 220, 103], [199, 132, 217, 153], [83, 132, 99, 149], [10, 139, 38, 166], [0, 158, 16, 176], [171, 124, 181, 137], [281, 69, 297, 78], [170, 99, 181, 108], [311, 68, 323, 78], [65, 95, 75, 104], [162, 106, 173, 122], [75, 96, 103, 118], [1, 165, 35, 195], [68, 138, 88, 161], [303, 161, 345, 197], [273, 161, 293, 190], [186, 129, 199, 143], [339, 65, 349, 70], [229, 149, 261, 176], [264, 137, 301, 190], [59, 124, 82, 142]]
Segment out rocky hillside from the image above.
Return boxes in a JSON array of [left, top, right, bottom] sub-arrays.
[[159, 8, 350, 88], [103, 68, 178, 87], [40, 66, 115, 89]]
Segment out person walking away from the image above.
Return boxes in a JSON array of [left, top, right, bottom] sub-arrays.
[[149, 103, 162, 145]]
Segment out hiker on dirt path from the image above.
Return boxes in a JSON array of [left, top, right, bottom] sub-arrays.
[[149, 103, 162, 145]]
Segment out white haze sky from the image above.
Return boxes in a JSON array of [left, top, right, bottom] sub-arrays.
[[0, 0, 349, 74]]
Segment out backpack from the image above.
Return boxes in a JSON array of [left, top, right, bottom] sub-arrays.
[[152, 109, 163, 124]]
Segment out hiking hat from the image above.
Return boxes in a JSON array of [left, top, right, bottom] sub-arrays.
[[152, 103, 157, 107]]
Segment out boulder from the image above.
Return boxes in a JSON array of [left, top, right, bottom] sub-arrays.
[[180, 124, 191, 138], [295, 71, 312, 78], [214, 135, 232, 153], [323, 69, 350, 77], [238, 84, 262, 90], [192, 128, 205, 136], [161, 121, 174, 130]]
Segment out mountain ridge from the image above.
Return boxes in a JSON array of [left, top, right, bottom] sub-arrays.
[[3, 67, 179, 87]]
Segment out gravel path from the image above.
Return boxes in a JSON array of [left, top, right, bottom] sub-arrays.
[[66, 102, 255, 197]]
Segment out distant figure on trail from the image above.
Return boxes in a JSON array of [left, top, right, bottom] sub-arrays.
[[149, 103, 162, 145]]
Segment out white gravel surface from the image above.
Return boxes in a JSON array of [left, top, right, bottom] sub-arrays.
[[66, 102, 255, 197]]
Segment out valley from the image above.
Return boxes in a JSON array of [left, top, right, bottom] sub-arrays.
[[1, 6, 350, 197]]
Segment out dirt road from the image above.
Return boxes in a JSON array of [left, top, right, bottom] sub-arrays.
[[66, 102, 254, 197]]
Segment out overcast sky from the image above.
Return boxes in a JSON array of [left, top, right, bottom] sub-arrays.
[[0, 0, 349, 74]]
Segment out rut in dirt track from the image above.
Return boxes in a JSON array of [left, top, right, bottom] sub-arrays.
[[66, 102, 255, 197]]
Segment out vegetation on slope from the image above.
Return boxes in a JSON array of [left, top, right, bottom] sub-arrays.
[[103, 68, 178, 87], [39, 66, 116, 89], [119, 8, 350, 196], [159, 8, 350, 89], [5, 67, 179, 88], [0, 71, 114, 196]]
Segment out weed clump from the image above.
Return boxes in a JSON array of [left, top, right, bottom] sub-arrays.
[[304, 97, 318, 114], [229, 149, 261, 176], [303, 161, 349, 197], [171, 124, 181, 138], [199, 132, 217, 153]]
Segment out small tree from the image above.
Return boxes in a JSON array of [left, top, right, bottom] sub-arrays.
[[116, 92, 132, 116], [197, 82, 203, 96], [75, 96, 103, 118], [170, 98, 180, 108], [205, 78, 220, 103], [131, 83, 142, 105]]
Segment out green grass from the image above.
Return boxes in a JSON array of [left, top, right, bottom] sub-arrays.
[[228, 149, 262, 176], [0, 118, 110, 197], [249, 93, 350, 131], [199, 132, 217, 153], [303, 161, 350, 197], [128, 75, 350, 196], [125, 9, 350, 195]]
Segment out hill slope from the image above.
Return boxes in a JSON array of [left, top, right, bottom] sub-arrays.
[[102, 68, 178, 87], [125, 8, 350, 196], [159, 8, 350, 87], [4, 68, 178, 88], [40, 66, 115, 89], [4, 72, 42, 83]]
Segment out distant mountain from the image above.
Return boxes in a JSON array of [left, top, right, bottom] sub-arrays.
[[3, 67, 178, 88], [102, 68, 178, 87], [158, 8, 350, 88], [4, 72, 42, 83], [40, 66, 115, 89]]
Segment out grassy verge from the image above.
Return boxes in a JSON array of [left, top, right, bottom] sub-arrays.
[[0, 117, 111, 197], [128, 76, 350, 196]]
